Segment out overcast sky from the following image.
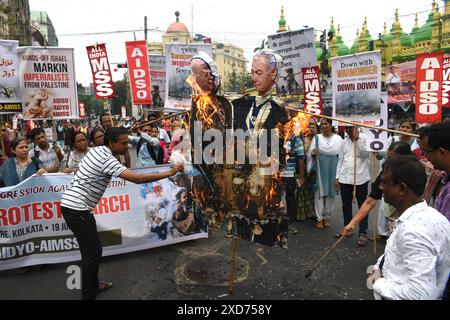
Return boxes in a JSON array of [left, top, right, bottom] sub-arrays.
[[29, 0, 437, 86]]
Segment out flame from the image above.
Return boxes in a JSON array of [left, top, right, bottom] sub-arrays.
[[284, 112, 311, 141], [186, 76, 220, 131]]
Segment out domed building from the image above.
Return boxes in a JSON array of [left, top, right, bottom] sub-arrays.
[[147, 11, 247, 94], [162, 11, 191, 44]]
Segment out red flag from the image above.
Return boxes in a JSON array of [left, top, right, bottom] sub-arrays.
[[301, 66, 323, 115], [125, 41, 152, 105], [86, 43, 115, 99], [416, 52, 443, 123]]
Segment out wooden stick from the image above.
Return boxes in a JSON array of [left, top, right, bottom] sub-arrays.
[[229, 236, 238, 295], [305, 234, 346, 278], [129, 110, 189, 132], [0, 117, 7, 160], [285, 107, 419, 138], [353, 139, 357, 203]]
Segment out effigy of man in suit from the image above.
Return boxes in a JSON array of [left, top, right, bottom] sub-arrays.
[[230, 49, 289, 247]]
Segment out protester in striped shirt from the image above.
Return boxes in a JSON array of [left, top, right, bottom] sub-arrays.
[[60, 127, 183, 300]]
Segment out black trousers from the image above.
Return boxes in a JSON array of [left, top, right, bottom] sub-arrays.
[[339, 182, 369, 234], [282, 177, 297, 224], [61, 206, 102, 300]]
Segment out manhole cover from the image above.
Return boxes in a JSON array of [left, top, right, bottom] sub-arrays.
[[184, 253, 248, 285]]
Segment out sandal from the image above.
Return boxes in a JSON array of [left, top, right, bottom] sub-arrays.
[[316, 220, 324, 229], [98, 281, 113, 292], [357, 234, 368, 247], [323, 220, 331, 228]]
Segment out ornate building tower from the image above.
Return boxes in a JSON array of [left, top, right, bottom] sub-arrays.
[[277, 6, 287, 33], [441, 0, 450, 50]]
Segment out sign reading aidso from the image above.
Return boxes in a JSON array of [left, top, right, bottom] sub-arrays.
[[17, 47, 79, 120], [416, 52, 443, 123], [301, 66, 323, 115], [86, 43, 115, 99], [125, 41, 152, 105]]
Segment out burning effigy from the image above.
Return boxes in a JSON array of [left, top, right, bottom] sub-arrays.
[[183, 50, 293, 247]]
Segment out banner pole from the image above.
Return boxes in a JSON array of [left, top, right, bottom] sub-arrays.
[[0, 116, 7, 160], [285, 107, 419, 138], [353, 138, 357, 203], [129, 110, 189, 132], [229, 236, 238, 295]]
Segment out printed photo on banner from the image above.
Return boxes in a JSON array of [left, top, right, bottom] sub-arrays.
[[267, 27, 317, 97], [149, 54, 166, 110], [331, 51, 381, 126], [164, 43, 212, 111], [0, 166, 207, 271], [17, 47, 78, 120], [0, 40, 22, 114], [385, 60, 416, 109]]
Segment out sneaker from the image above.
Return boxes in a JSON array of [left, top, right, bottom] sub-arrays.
[[289, 225, 298, 234]]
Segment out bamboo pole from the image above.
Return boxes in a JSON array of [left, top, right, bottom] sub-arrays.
[[353, 138, 357, 203], [285, 107, 419, 138], [129, 110, 189, 132], [229, 236, 238, 295], [0, 117, 7, 160]]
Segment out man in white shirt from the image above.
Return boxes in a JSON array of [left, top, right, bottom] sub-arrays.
[[368, 155, 450, 300], [336, 126, 371, 245]]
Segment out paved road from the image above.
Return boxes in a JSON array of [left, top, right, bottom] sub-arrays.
[[0, 201, 385, 300]]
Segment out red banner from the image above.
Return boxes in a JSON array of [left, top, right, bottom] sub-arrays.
[[125, 41, 152, 105], [301, 66, 323, 115], [416, 52, 443, 123], [86, 44, 115, 99]]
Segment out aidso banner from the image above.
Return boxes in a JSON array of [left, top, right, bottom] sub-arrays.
[[0, 166, 207, 271], [0, 40, 22, 113], [149, 54, 166, 109], [366, 93, 388, 152], [125, 40, 152, 105], [268, 28, 317, 96], [17, 47, 78, 120], [332, 51, 381, 126], [301, 66, 323, 115], [165, 44, 212, 111], [416, 51, 443, 124], [86, 43, 115, 99]]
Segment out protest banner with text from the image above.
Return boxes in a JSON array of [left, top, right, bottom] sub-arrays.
[[17, 47, 78, 120], [302, 66, 323, 115], [416, 51, 443, 123], [86, 43, 115, 99], [164, 44, 212, 111], [0, 40, 22, 114], [126, 41, 152, 105], [268, 28, 317, 97], [0, 166, 207, 271], [331, 51, 381, 126]]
